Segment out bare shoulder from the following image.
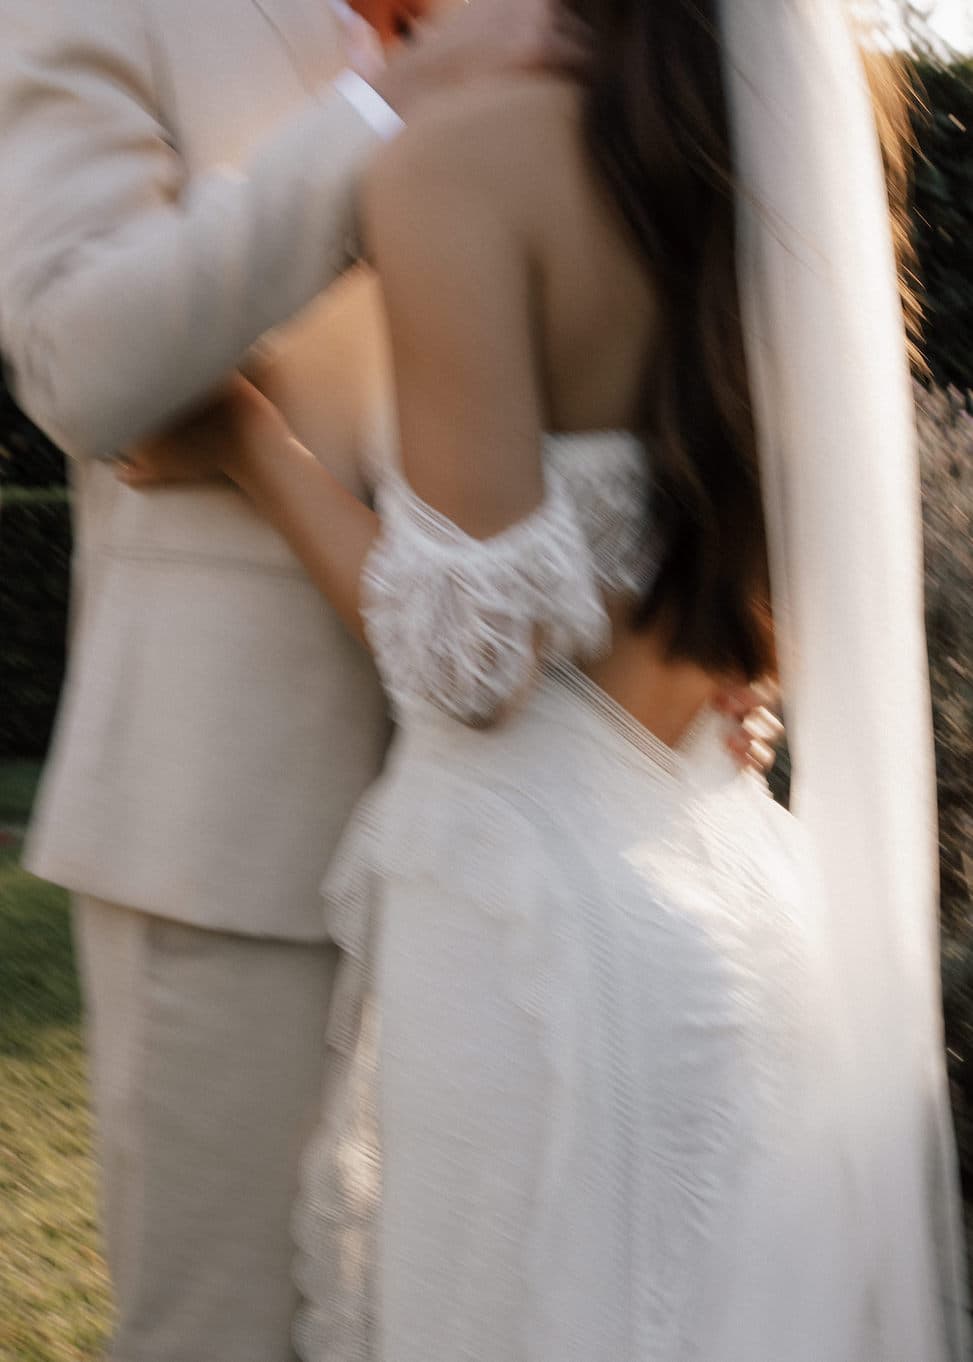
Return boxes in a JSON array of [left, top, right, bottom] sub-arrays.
[[364, 75, 584, 224]]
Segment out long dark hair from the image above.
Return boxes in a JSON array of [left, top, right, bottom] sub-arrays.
[[568, 0, 917, 682]]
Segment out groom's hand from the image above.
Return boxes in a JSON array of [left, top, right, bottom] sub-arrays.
[[373, 0, 591, 119]]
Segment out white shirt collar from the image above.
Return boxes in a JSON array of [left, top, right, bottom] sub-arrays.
[[329, 0, 386, 77]]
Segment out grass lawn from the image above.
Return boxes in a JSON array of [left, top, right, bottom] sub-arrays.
[[0, 825, 112, 1361]]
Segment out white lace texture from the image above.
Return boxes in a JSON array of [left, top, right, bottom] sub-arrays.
[[544, 434, 658, 599], [360, 435, 655, 727]]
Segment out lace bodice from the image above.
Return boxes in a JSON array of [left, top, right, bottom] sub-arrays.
[[362, 432, 657, 727]]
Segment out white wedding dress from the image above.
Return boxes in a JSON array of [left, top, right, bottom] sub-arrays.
[[291, 430, 963, 1361]]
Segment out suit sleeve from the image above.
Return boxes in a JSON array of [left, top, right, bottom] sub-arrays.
[[0, 0, 383, 458]]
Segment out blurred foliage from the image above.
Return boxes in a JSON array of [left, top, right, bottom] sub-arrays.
[[912, 57, 973, 402], [917, 385, 973, 1229], [0, 489, 71, 760], [0, 371, 65, 488], [0, 759, 43, 824]]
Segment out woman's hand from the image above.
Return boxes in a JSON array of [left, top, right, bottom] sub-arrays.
[[716, 682, 785, 775], [119, 373, 380, 645], [117, 376, 289, 489]]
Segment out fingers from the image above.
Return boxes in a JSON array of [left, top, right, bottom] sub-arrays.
[[717, 680, 784, 775], [116, 454, 161, 487], [116, 454, 141, 483], [750, 738, 776, 773], [116, 448, 205, 487], [721, 687, 784, 775], [714, 677, 778, 716], [726, 729, 777, 775], [743, 706, 785, 747]]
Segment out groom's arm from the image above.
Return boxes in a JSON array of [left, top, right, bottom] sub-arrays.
[[0, 0, 394, 460]]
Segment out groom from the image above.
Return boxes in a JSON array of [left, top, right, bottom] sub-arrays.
[[0, 2, 587, 1359]]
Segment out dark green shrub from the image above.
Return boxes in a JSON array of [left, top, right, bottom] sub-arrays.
[[913, 58, 973, 401], [0, 370, 66, 488], [0, 487, 71, 758], [917, 385, 973, 1233]]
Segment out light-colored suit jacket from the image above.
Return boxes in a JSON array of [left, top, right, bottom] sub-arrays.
[[0, 0, 393, 940]]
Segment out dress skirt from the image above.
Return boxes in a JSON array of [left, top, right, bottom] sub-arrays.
[[292, 662, 951, 1362]]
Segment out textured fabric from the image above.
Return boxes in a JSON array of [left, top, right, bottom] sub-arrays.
[[5, 0, 395, 937], [361, 434, 655, 726], [296, 660, 863, 1362], [292, 431, 959, 1360], [719, 0, 969, 1354], [0, 0, 380, 457], [74, 896, 337, 1362]]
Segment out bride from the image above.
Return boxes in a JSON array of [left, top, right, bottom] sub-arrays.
[[120, 0, 969, 1355]]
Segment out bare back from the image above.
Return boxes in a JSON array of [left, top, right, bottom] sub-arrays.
[[366, 75, 721, 742], [417, 77, 658, 433]]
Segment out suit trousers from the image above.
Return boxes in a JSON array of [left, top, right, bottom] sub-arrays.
[[73, 895, 336, 1362]]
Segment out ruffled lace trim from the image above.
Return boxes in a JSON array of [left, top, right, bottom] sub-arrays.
[[545, 433, 658, 599], [361, 463, 612, 727]]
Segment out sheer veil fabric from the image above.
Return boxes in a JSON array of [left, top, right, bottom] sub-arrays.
[[719, 0, 969, 1352]]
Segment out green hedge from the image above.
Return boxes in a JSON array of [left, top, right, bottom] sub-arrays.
[[0, 371, 66, 488], [913, 58, 973, 399], [0, 487, 71, 759]]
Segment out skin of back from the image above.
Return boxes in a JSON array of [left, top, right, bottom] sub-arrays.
[[368, 74, 722, 745]]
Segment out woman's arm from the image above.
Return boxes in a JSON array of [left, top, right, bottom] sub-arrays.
[[119, 377, 379, 644], [121, 107, 552, 645], [362, 103, 548, 540], [120, 101, 784, 765]]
